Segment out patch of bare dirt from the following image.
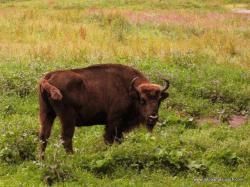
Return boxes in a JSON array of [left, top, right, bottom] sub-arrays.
[[196, 115, 248, 128], [232, 9, 250, 15], [228, 115, 248, 128], [196, 117, 220, 126], [0, 8, 17, 17]]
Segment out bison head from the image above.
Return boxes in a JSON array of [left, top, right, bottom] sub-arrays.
[[130, 77, 170, 132]]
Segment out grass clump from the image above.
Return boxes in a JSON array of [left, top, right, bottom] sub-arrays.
[[0, 127, 37, 164], [88, 12, 131, 42], [40, 157, 75, 186]]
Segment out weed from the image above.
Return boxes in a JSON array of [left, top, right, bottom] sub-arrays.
[[0, 128, 37, 163]]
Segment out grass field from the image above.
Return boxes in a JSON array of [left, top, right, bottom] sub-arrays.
[[0, 0, 250, 186]]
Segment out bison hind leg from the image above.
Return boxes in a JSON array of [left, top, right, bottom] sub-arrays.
[[39, 103, 56, 160]]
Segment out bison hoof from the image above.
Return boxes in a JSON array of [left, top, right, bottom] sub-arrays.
[[104, 138, 114, 145], [114, 136, 124, 144]]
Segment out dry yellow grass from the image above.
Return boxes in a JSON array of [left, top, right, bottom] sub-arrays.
[[0, 1, 249, 69]]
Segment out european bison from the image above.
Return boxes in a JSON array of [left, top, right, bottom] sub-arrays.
[[39, 64, 169, 159]]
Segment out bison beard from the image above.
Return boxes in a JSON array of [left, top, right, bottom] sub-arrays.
[[38, 64, 169, 159]]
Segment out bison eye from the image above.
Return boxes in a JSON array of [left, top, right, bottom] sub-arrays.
[[140, 98, 147, 105]]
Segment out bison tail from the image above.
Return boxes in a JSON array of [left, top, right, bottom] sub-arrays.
[[40, 79, 63, 100]]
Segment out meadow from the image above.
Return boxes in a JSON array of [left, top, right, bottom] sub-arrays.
[[0, 0, 249, 186]]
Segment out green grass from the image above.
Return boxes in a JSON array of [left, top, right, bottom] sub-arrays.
[[0, 0, 250, 186]]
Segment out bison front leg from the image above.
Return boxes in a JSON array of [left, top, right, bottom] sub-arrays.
[[61, 124, 75, 154], [104, 119, 124, 145], [114, 130, 124, 144]]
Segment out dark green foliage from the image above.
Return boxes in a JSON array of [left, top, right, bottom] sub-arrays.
[[0, 128, 37, 163], [41, 161, 74, 186]]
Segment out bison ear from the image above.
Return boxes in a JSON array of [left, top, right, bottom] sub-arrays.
[[160, 92, 169, 101]]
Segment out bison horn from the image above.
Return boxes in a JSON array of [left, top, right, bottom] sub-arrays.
[[130, 77, 139, 90], [129, 77, 140, 97], [161, 79, 170, 92]]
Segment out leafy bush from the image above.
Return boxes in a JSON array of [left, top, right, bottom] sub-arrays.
[[75, 138, 208, 178], [41, 161, 74, 186], [0, 127, 37, 164], [0, 63, 42, 97], [213, 149, 240, 167]]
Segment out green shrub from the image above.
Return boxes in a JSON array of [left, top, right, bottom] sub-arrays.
[[41, 162, 74, 186], [0, 128, 37, 164]]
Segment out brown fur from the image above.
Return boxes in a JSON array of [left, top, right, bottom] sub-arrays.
[[38, 64, 169, 159]]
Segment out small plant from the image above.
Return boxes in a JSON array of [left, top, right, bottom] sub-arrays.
[[88, 12, 131, 42], [3, 105, 16, 116], [110, 14, 131, 42], [0, 129, 37, 163], [39, 142, 75, 185], [217, 149, 240, 167], [79, 26, 86, 40], [187, 160, 208, 176], [0, 71, 36, 97], [217, 108, 234, 124], [41, 162, 74, 186]]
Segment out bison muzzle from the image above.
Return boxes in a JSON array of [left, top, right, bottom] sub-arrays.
[[38, 64, 169, 159]]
